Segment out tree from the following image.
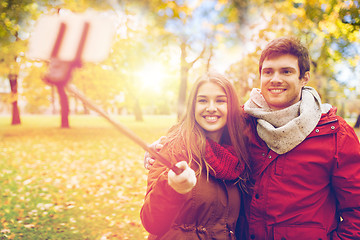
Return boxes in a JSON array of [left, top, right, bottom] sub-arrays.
[[339, 0, 360, 127], [227, 0, 360, 109], [1, 1, 46, 122], [0, 0, 53, 125], [142, 0, 247, 118]]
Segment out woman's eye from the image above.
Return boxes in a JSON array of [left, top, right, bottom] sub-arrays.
[[216, 98, 227, 104], [198, 99, 207, 103], [262, 70, 271, 75]]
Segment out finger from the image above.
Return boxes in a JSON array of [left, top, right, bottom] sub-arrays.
[[159, 136, 167, 144], [144, 157, 151, 169], [175, 161, 189, 170], [155, 143, 163, 152]]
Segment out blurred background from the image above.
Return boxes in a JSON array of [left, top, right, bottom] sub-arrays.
[[0, 1, 359, 239], [1, 0, 359, 127]]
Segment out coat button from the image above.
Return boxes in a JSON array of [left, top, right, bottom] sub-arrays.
[[331, 126, 335, 130], [315, 129, 320, 133], [281, 238, 286, 240], [268, 155, 272, 159], [255, 193, 260, 199], [250, 234, 255, 239]]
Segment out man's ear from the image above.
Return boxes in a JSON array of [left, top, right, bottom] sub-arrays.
[[301, 71, 310, 86]]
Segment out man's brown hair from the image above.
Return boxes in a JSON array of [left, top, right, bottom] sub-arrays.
[[259, 37, 310, 79]]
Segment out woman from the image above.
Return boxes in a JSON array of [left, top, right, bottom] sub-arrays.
[[140, 72, 250, 239]]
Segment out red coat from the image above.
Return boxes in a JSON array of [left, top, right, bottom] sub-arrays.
[[245, 107, 360, 240], [140, 140, 243, 239]]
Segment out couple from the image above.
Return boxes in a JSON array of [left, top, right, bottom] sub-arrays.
[[140, 37, 360, 239]]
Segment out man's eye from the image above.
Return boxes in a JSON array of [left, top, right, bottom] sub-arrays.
[[282, 69, 293, 75], [263, 70, 272, 75]]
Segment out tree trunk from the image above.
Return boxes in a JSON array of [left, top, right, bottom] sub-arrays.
[[43, 59, 74, 127], [354, 114, 360, 129], [51, 85, 57, 114], [82, 87, 89, 114], [8, 74, 21, 125], [177, 42, 189, 120], [134, 98, 143, 122], [176, 39, 206, 120], [11, 101, 21, 125], [56, 85, 70, 128]]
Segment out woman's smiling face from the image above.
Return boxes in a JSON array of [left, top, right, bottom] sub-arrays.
[[195, 82, 227, 143]]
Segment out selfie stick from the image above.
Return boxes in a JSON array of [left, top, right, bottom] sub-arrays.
[[42, 20, 182, 175], [66, 84, 182, 174]]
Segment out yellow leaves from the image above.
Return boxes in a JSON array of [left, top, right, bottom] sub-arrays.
[[0, 115, 170, 238], [0, 229, 10, 234], [217, 0, 229, 4], [319, 20, 339, 36], [0, 228, 15, 239], [23, 223, 35, 229], [348, 55, 360, 67], [1, 1, 8, 8]]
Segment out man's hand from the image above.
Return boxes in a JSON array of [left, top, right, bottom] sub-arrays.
[[168, 161, 197, 194], [144, 136, 166, 169]]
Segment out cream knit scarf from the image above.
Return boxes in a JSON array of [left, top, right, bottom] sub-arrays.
[[244, 86, 331, 154]]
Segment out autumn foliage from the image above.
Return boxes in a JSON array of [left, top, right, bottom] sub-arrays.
[[0, 115, 176, 239]]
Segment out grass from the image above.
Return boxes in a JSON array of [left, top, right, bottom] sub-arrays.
[[1, 114, 359, 240], [0, 114, 177, 240]]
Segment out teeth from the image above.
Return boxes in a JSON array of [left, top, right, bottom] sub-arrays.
[[205, 116, 218, 121], [270, 89, 284, 93]]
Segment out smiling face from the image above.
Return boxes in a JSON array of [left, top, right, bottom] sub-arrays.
[[260, 54, 309, 110], [195, 82, 228, 143]]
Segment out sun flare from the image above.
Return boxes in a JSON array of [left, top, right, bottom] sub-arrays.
[[136, 62, 167, 93]]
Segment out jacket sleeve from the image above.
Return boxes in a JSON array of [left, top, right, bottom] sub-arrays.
[[331, 120, 360, 240], [140, 155, 188, 236]]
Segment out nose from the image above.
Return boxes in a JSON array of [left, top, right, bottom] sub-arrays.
[[270, 72, 282, 84], [206, 101, 217, 112]]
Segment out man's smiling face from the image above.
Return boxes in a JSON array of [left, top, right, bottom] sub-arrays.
[[260, 54, 309, 110]]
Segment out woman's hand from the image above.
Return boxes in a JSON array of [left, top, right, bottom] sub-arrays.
[[168, 161, 197, 194]]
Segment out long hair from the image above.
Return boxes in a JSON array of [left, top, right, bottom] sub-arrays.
[[163, 72, 251, 190]]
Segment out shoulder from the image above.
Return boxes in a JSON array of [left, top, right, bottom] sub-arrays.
[[321, 107, 359, 145]]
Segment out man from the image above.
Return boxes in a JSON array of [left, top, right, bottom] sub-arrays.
[[242, 36, 360, 239], [145, 37, 360, 239]]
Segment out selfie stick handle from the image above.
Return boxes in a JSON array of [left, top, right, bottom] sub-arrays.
[[65, 84, 183, 175]]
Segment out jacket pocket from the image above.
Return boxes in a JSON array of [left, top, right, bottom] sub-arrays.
[[273, 225, 328, 240]]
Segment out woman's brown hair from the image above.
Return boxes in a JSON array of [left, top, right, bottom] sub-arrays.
[[163, 71, 250, 191]]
